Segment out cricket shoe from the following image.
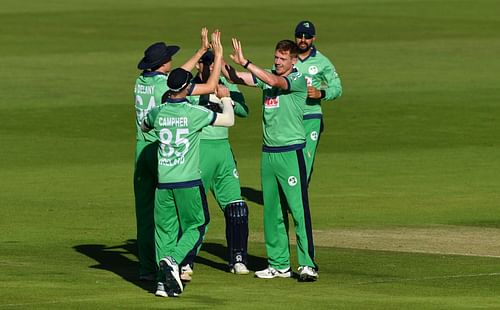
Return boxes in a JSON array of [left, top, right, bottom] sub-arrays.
[[255, 266, 291, 279], [159, 257, 183, 296], [230, 263, 250, 275], [298, 266, 318, 282], [155, 282, 168, 298], [180, 264, 193, 282]]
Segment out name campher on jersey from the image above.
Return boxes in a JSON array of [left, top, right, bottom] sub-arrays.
[[159, 117, 188, 127]]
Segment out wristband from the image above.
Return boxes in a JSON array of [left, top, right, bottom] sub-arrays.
[[243, 59, 252, 69]]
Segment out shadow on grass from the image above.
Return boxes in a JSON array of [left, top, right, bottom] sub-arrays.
[[197, 242, 268, 272], [73, 240, 154, 293], [74, 240, 267, 289], [241, 186, 263, 205]]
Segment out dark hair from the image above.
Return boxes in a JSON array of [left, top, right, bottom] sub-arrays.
[[149, 63, 163, 71], [275, 40, 299, 58]]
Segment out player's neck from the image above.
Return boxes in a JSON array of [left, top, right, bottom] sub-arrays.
[[280, 67, 294, 77], [299, 49, 312, 60]]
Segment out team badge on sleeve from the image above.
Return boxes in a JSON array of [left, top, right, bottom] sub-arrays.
[[288, 176, 298, 186], [310, 131, 318, 141]]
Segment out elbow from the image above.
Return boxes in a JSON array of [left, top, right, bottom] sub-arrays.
[[269, 76, 281, 87]]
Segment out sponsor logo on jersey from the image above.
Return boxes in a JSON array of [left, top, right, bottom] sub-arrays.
[[233, 168, 239, 179], [308, 65, 318, 75], [310, 131, 318, 141], [288, 176, 298, 186], [264, 96, 279, 109]]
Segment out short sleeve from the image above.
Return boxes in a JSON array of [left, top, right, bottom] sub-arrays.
[[190, 105, 216, 132], [286, 72, 307, 93]]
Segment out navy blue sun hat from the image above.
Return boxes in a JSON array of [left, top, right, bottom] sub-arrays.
[[138, 42, 180, 70]]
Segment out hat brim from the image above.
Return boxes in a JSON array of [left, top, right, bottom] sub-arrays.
[[137, 45, 180, 70]]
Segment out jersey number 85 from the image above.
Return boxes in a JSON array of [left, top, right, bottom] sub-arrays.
[[158, 128, 190, 159]]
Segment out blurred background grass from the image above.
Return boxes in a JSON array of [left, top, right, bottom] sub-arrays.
[[1, 0, 499, 308]]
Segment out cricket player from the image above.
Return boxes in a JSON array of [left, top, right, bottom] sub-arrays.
[[133, 28, 212, 281], [293, 21, 342, 182], [225, 38, 318, 281], [141, 31, 235, 297], [181, 50, 250, 280]]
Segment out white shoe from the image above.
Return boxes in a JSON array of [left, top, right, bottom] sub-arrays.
[[231, 263, 249, 275], [159, 257, 183, 295], [298, 266, 318, 281], [155, 282, 168, 297], [255, 266, 291, 279], [180, 265, 193, 282]]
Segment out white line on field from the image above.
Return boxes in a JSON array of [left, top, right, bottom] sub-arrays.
[[356, 272, 500, 285]]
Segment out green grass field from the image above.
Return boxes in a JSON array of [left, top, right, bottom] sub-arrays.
[[1, 0, 500, 308]]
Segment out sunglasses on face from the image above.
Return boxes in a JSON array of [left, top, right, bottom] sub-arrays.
[[295, 33, 314, 39]]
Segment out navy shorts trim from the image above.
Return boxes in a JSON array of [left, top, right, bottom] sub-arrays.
[[262, 143, 305, 153], [303, 113, 323, 120], [157, 179, 203, 189]]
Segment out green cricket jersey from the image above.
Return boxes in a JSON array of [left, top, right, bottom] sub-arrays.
[[254, 69, 307, 147], [188, 76, 248, 140], [134, 71, 169, 142], [294, 46, 342, 115], [143, 98, 215, 184]]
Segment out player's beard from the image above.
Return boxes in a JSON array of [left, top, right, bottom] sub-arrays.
[[298, 41, 311, 53]]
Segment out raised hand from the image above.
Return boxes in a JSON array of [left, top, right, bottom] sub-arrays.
[[200, 27, 209, 51], [211, 30, 223, 58], [230, 38, 246, 66]]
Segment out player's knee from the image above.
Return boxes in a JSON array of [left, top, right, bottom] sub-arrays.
[[224, 200, 249, 223]]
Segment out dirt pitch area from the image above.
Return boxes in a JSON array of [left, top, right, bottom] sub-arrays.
[[249, 225, 500, 258]]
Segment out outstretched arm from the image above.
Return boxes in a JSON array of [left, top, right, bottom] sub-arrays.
[[180, 27, 210, 72], [230, 38, 288, 90], [191, 30, 223, 96], [222, 59, 255, 86]]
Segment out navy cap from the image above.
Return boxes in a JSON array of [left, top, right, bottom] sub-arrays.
[[167, 68, 193, 92], [198, 50, 215, 65], [138, 42, 180, 70], [294, 20, 316, 37]]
